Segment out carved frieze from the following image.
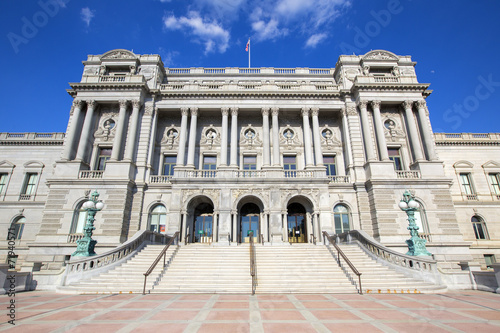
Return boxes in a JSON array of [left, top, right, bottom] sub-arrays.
[[383, 117, 406, 141], [232, 188, 269, 205], [320, 125, 341, 149], [182, 188, 220, 208], [94, 115, 117, 142], [363, 50, 399, 60], [200, 124, 220, 148], [280, 125, 301, 148], [240, 125, 262, 148], [161, 126, 179, 149]]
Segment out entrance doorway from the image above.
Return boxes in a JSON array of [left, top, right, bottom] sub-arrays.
[[193, 203, 214, 243], [287, 203, 307, 243], [240, 203, 260, 243]]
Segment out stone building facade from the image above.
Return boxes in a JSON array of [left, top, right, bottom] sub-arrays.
[[1, 49, 499, 288]]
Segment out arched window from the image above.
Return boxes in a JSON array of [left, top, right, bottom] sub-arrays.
[[9, 216, 25, 240], [472, 215, 489, 240], [334, 204, 350, 234], [71, 202, 88, 234], [413, 201, 429, 234], [149, 204, 167, 233]]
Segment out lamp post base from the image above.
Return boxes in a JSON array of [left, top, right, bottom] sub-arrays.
[[406, 236, 432, 256], [72, 237, 97, 257]]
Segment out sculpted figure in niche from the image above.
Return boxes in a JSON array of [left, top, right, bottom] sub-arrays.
[[362, 65, 370, 75]]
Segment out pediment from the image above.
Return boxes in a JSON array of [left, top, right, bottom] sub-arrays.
[[453, 160, 474, 168], [101, 49, 137, 60], [0, 160, 15, 169], [23, 161, 44, 168], [482, 160, 500, 168], [363, 50, 399, 61]]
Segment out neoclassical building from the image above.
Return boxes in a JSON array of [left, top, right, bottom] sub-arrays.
[[1, 49, 499, 290]]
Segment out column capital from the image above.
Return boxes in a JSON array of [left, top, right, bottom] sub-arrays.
[[86, 100, 96, 109], [310, 107, 319, 117], [180, 107, 189, 116], [340, 106, 347, 117], [271, 107, 280, 116], [347, 105, 358, 116], [261, 107, 270, 116], [402, 100, 414, 110], [371, 100, 382, 110], [230, 107, 238, 116], [190, 107, 198, 116], [118, 99, 128, 109], [73, 99, 84, 108], [221, 107, 229, 116], [301, 107, 310, 117], [132, 99, 142, 109], [357, 100, 368, 109], [415, 99, 427, 109]]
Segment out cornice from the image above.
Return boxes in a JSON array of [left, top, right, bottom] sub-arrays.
[[158, 91, 342, 99], [68, 82, 149, 93], [351, 83, 430, 92], [435, 141, 500, 146]]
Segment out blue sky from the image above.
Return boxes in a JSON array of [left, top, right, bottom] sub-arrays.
[[1, 0, 500, 133]]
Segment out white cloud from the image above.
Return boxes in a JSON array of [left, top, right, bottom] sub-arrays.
[[80, 7, 95, 27], [305, 33, 327, 48], [163, 11, 230, 54]]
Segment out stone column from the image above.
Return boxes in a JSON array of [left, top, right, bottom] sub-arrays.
[[341, 107, 354, 169], [262, 107, 271, 166], [313, 213, 319, 241], [358, 100, 376, 161], [232, 211, 238, 243], [402, 100, 424, 162], [213, 213, 218, 242], [271, 107, 280, 166], [230, 107, 238, 166], [371, 100, 389, 161], [62, 100, 83, 161], [181, 212, 188, 243], [416, 100, 438, 161], [186, 107, 198, 167], [302, 107, 314, 167], [176, 107, 189, 166], [282, 212, 288, 242], [124, 100, 142, 161], [110, 100, 129, 161], [75, 100, 96, 162], [220, 107, 229, 166], [262, 212, 268, 242], [311, 107, 323, 166]]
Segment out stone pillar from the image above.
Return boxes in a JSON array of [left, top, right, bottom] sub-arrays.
[[371, 100, 389, 161], [262, 212, 268, 242], [402, 100, 424, 162], [302, 107, 314, 167], [358, 100, 376, 162], [213, 212, 219, 243], [341, 107, 354, 169], [110, 100, 129, 161], [230, 107, 238, 167], [282, 212, 288, 242], [62, 99, 83, 161], [416, 100, 438, 161], [75, 100, 96, 162], [176, 107, 189, 166], [232, 211, 238, 243], [186, 107, 198, 167], [262, 107, 271, 166], [311, 107, 323, 166], [220, 107, 229, 166], [271, 107, 280, 166], [124, 100, 142, 161], [313, 213, 319, 241], [181, 212, 188, 243]]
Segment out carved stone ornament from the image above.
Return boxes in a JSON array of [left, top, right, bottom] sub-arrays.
[[271, 107, 279, 117], [392, 66, 400, 76], [261, 107, 270, 117], [200, 125, 220, 148], [416, 100, 427, 110], [280, 125, 301, 148], [94, 117, 117, 142], [182, 188, 220, 208], [310, 107, 319, 117], [118, 100, 129, 109], [301, 107, 310, 117], [321, 126, 341, 148], [383, 118, 405, 141], [232, 188, 269, 206], [181, 107, 189, 117], [83, 66, 99, 76], [132, 100, 142, 109], [190, 107, 199, 117], [362, 65, 370, 76], [402, 100, 414, 110], [346, 105, 358, 116], [144, 104, 154, 116], [101, 49, 137, 59], [231, 107, 238, 116], [161, 126, 179, 148], [363, 50, 399, 60], [357, 100, 368, 109], [371, 100, 382, 110], [240, 125, 261, 148], [221, 107, 229, 117], [86, 100, 96, 109], [344, 69, 359, 82]]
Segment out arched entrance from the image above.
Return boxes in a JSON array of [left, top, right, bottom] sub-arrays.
[[193, 202, 214, 243], [240, 203, 260, 243], [287, 203, 307, 243]]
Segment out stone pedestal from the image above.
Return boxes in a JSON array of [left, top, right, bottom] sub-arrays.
[[414, 160, 445, 178], [364, 161, 396, 180]]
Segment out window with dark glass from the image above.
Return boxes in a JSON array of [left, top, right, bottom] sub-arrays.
[[9, 216, 25, 240], [324, 155, 336, 176], [96, 148, 112, 170], [0, 173, 8, 195], [163, 156, 176, 176], [334, 204, 350, 234], [203, 156, 217, 170], [22, 173, 38, 195], [472, 215, 489, 240], [459, 173, 475, 195], [283, 155, 296, 177], [488, 173, 500, 195], [243, 156, 257, 170], [388, 148, 402, 170], [149, 204, 167, 233]]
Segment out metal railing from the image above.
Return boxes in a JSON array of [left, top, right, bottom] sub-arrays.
[[249, 231, 257, 295], [143, 232, 179, 294], [323, 231, 362, 294]]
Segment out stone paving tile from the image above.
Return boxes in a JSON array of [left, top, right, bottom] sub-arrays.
[[149, 310, 201, 320], [309, 309, 362, 320], [262, 323, 316, 333], [322, 323, 385, 333], [198, 323, 250, 333], [384, 322, 451, 333], [258, 301, 296, 309], [444, 322, 500, 333]]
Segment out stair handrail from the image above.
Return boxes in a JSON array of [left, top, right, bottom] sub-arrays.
[[143, 231, 179, 294], [260, 233, 264, 245], [323, 231, 362, 294], [249, 231, 257, 294], [310, 233, 317, 245]]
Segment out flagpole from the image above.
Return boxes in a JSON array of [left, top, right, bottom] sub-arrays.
[[248, 38, 251, 68]]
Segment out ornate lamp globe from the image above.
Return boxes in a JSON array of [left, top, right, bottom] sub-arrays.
[[398, 201, 408, 210]]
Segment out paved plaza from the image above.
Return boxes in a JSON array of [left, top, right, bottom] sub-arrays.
[[1, 291, 499, 332]]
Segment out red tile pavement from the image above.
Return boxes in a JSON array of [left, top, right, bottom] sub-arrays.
[[205, 310, 250, 320], [166, 301, 208, 309], [309, 309, 362, 320], [1, 323, 67, 333], [301, 301, 342, 309], [260, 309, 306, 320], [64, 323, 128, 333], [359, 309, 416, 320], [444, 322, 500, 333], [149, 310, 201, 320], [461, 309, 500, 320], [384, 322, 456, 333], [322, 323, 385, 333], [37, 310, 99, 321], [262, 323, 317, 333], [258, 301, 296, 309], [130, 323, 188, 333], [212, 301, 250, 308], [92, 310, 149, 321], [198, 323, 250, 333]]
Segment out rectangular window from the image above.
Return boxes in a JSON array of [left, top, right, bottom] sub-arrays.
[[459, 173, 475, 195], [488, 173, 500, 195], [323, 155, 336, 176], [22, 173, 38, 195], [162, 155, 176, 176], [388, 148, 403, 170], [243, 156, 257, 170], [203, 156, 217, 170], [284, 155, 296, 177], [484, 254, 496, 268], [0, 173, 8, 195], [96, 148, 112, 170]]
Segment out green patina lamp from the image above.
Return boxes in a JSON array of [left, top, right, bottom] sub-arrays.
[[72, 190, 104, 257], [398, 190, 432, 256]]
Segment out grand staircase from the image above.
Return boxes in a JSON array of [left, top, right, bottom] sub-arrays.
[[61, 242, 445, 294]]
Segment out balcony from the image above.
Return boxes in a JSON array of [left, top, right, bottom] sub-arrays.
[[396, 171, 421, 179], [79, 171, 104, 179], [79, 75, 146, 84]]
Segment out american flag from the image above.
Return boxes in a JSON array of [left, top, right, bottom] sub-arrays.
[[245, 39, 250, 52]]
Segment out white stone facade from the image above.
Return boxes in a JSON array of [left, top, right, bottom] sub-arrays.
[[0, 49, 499, 288]]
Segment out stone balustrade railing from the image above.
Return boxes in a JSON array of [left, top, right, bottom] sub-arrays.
[[396, 170, 421, 179], [160, 80, 338, 92], [434, 132, 500, 144], [233, 170, 267, 178], [67, 233, 84, 243], [63, 230, 172, 286], [79, 170, 104, 179], [80, 75, 146, 84], [18, 194, 32, 201], [336, 230, 437, 274], [328, 175, 350, 183], [150, 175, 172, 184], [165, 67, 335, 75], [354, 75, 417, 85], [0, 132, 65, 145]]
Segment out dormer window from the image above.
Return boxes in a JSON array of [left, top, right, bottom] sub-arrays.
[[107, 67, 129, 76], [369, 67, 393, 76]]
